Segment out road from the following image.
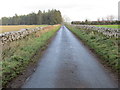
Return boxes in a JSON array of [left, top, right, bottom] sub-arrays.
[[22, 26, 117, 88]]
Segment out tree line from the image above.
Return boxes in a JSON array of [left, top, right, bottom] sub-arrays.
[[71, 20, 120, 25], [71, 15, 120, 25], [0, 9, 63, 25]]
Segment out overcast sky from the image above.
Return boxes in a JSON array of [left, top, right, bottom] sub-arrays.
[[0, 0, 119, 21]]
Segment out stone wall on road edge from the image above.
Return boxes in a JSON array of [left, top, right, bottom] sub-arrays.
[[73, 25, 119, 38], [0, 27, 45, 45]]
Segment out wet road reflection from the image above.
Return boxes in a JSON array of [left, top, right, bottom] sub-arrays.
[[22, 26, 117, 88]]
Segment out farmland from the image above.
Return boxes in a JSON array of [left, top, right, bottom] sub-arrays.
[[0, 25, 48, 33], [0, 0, 119, 88], [95, 25, 120, 29]]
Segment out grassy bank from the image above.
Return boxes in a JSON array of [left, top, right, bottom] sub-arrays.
[[2, 25, 61, 87], [95, 25, 119, 29], [66, 25, 119, 72]]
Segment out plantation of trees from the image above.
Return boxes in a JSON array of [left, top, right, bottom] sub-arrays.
[[0, 9, 62, 25]]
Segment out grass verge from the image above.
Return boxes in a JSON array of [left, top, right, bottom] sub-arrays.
[[1, 25, 61, 87], [95, 25, 120, 29], [66, 25, 119, 73]]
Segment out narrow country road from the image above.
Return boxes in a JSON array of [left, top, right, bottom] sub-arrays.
[[22, 26, 117, 88]]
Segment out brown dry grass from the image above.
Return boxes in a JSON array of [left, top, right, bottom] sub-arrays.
[[0, 25, 47, 33], [35, 25, 56, 37]]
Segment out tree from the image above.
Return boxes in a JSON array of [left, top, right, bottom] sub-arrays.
[[37, 10, 42, 25], [109, 15, 115, 21], [1, 9, 63, 25]]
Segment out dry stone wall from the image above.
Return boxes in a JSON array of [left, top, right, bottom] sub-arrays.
[[0, 27, 44, 45], [73, 25, 119, 38]]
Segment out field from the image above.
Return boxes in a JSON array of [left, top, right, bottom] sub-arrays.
[[95, 25, 119, 29], [0, 25, 47, 33]]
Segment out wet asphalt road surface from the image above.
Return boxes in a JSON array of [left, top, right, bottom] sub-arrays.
[[22, 26, 118, 88]]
